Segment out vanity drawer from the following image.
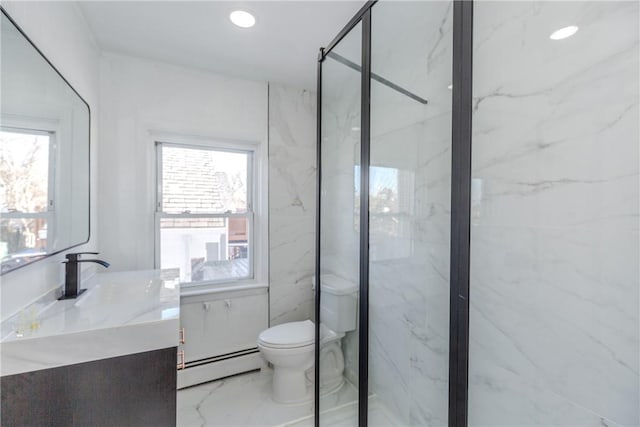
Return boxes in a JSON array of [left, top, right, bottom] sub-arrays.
[[180, 291, 268, 363]]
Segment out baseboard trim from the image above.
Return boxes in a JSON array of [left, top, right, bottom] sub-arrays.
[[185, 348, 259, 368], [177, 351, 265, 389]]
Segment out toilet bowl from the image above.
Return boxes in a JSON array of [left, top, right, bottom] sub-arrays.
[[258, 275, 358, 404], [257, 320, 315, 403], [258, 320, 346, 403]]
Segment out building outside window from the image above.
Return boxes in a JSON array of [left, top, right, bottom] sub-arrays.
[[0, 127, 55, 273], [156, 141, 255, 285]]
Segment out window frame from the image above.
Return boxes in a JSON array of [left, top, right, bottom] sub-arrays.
[[0, 123, 58, 253], [154, 137, 264, 288]]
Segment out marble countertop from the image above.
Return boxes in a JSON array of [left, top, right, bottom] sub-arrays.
[[1, 270, 180, 376]]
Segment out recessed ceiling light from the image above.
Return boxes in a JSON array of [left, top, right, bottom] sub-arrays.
[[549, 25, 578, 40], [447, 84, 453, 90], [230, 10, 255, 28], [351, 126, 360, 131]]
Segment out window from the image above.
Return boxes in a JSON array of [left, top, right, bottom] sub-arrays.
[[0, 127, 55, 272], [156, 142, 255, 285], [355, 164, 415, 261]]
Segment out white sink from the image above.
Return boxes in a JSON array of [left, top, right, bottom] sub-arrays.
[[71, 273, 171, 326], [1, 270, 180, 376]]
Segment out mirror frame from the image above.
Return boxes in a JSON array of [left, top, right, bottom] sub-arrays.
[[1, 6, 91, 275]]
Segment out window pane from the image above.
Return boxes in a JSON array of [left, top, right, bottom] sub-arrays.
[[0, 217, 48, 273], [159, 216, 250, 283], [161, 145, 248, 214], [0, 130, 50, 214], [368, 166, 415, 262]]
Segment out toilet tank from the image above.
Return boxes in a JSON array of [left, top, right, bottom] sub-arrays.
[[315, 274, 358, 333]]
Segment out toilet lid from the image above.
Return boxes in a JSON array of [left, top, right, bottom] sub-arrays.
[[258, 320, 315, 348]]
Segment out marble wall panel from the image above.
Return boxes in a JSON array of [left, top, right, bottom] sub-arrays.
[[468, 2, 639, 425], [268, 83, 317, 326]]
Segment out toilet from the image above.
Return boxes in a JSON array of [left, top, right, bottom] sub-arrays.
[[257, 275, 358, 404]]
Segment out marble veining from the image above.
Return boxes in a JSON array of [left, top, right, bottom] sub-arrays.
[[268, 83, 317, 326], [364, 1, 454, 425], [177, 369, 357, 427], [285, 396, 399, 427], [320, 28, 363, 388], [469, 1, 639, 425]]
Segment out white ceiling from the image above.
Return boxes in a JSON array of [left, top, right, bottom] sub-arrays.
[[78, 1, 364, 90]]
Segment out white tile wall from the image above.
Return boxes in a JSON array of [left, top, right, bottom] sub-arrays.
[[268, 83, 317, 326], [468, 2, 639, 425]]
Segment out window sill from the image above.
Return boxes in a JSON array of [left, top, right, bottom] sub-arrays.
[[180, 281, 268, 298]]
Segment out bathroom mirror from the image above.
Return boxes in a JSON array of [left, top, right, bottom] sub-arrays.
[[0, 9, 90, 274]]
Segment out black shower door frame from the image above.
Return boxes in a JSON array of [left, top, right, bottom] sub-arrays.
[[314, 1, 474, 426]]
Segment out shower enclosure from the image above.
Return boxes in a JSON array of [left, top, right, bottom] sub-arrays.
[[315, 1, 638, 426]]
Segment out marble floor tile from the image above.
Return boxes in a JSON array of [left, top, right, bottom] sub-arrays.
[[284, 396, 399, 427], [177, 369, 357, 427]]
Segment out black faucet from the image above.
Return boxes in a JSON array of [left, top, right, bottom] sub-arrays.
[[59, 252, 110, 300]]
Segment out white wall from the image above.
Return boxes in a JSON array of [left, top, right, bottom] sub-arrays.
[[98, 53, 268, 272], [0, 1, 100, 321], [99, 54, 317, 327]]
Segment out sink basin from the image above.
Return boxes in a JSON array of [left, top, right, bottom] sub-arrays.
[[1, 269, 180, 376], [72, 273, 170, 326]]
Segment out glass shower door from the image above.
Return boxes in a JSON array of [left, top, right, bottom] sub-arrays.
[[318, 21, 362, 426], [368, 1, 453, 425]]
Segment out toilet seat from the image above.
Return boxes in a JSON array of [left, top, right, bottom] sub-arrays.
[[258, 320, 315, 349]]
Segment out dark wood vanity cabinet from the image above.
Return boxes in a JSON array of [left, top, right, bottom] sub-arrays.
[[0, 347, 177, 426]]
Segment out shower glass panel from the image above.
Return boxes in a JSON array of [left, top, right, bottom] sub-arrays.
[[318, 21, 361, 425], [368, 2, 453, 425], [468, 1, 639, 426]]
